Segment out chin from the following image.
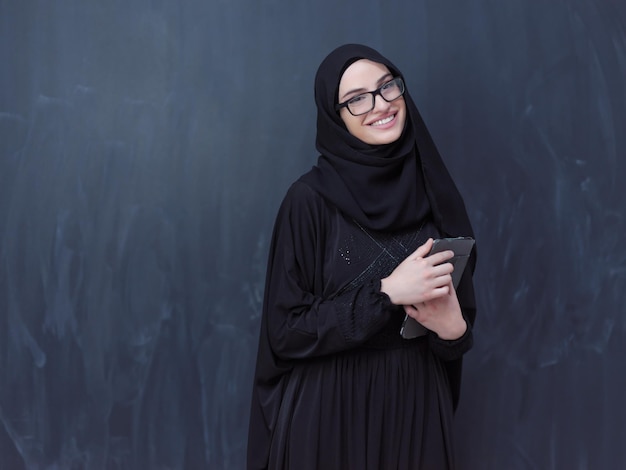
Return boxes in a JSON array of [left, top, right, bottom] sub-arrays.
[[365, 128, 404, 146]]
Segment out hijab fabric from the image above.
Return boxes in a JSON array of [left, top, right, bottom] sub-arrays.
[[300, 43, 473, 238]]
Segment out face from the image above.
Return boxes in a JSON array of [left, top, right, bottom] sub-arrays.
[[337, 59, 406, 145]]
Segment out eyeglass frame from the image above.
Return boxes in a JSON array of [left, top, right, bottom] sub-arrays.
[[335, 77, 405, 116]]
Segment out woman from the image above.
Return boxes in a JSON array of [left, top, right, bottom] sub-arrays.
[[247, 44, 477, 470]]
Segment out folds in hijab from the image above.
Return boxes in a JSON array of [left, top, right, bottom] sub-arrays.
[[300, 43, 473, 238]]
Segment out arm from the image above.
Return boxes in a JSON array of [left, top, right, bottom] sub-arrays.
[[264, 184, 396, 360], [380, 237, 473, 360]]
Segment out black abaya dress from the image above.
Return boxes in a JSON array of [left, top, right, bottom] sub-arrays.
[[247, 182, 474, 470]]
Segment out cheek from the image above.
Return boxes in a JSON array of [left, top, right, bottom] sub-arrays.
[[396, 105, 407, 129], [340, 109, 357, 122], [341, 113, 364, 136]]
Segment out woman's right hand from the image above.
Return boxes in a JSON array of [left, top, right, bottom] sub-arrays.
[[380, 238, 454, 306]]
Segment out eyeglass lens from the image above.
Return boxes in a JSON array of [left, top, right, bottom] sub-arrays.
[[348, 78, 404, 116]]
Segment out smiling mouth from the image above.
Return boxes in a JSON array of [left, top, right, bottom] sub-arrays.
[[370, 114, 395, 126]]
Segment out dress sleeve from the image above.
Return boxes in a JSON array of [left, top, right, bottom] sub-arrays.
[[427, 310, 474, 361], [263, 183, 396, 360]]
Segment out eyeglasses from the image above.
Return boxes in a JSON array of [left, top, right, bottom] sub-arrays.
[[335, 77, 405, 116]]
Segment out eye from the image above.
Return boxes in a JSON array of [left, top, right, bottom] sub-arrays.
[[381, 80, 397, 91], [348, 94, 368, 105]]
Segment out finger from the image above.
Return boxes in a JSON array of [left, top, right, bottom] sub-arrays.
[[427, 275, 453, 293], [428, 250, 454, 265], [445, 280, 458, 297], [409, 238, 434, 259], [424, 284, 450, 300], [431, 263, 454, 277]]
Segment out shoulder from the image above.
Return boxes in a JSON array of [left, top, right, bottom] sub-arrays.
[[279, 179, 327, 217], [270, 178, 331, 243]]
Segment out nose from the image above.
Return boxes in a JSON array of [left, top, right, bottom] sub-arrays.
[[372, 93, 390, 112]]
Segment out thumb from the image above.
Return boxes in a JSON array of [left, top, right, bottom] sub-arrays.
[[403, 304, 419, 316]]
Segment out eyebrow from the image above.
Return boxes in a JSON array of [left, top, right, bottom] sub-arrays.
[[339, 72, 394, 102]]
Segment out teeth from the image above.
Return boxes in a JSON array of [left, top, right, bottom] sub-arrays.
[[372, 115, 394, 126]]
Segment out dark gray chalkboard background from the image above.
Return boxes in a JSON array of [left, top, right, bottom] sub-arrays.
[[1, 1, 625, 468]]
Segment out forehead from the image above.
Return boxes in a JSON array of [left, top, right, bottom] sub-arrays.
[[338, 59, 392, 93]]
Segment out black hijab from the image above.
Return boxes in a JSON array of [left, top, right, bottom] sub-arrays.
[[300, 43, 473, 238]]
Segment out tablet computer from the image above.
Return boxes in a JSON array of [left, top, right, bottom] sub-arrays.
[[400, 237, 475, 339]]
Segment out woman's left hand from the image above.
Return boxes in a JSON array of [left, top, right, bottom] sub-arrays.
[[403, 281, 467, 340]]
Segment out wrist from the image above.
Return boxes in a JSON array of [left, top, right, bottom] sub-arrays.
[[379, 277, 399, 305], [437, 317, 467, 341]]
